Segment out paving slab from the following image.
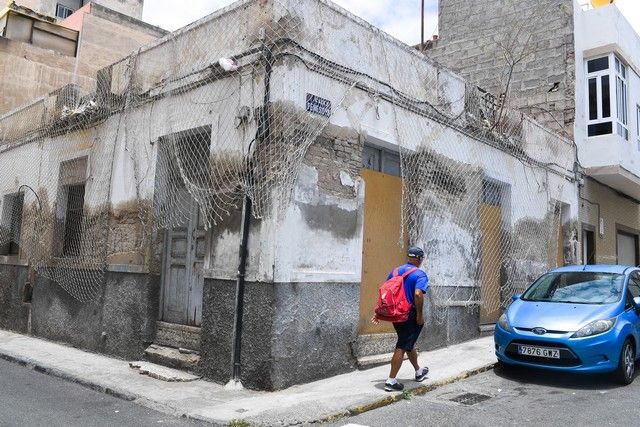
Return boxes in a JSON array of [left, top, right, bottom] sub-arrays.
[[0, 330, 496, 426], [129, 361, 201, 382]]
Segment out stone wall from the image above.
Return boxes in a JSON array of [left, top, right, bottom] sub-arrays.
[[428, 0, 575, 137]]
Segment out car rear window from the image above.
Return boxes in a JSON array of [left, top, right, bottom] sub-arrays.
[[521, 272, 624, 304]]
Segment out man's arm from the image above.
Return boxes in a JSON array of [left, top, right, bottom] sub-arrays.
[[414, 289, 425, 326]]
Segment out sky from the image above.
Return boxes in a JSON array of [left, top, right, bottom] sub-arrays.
[[142, 0, 640, 46], [142, 0, 438, 46]]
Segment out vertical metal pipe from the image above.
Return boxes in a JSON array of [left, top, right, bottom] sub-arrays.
[[421, 0, 425, 51], [231, 194, 252, 381], [229, 35, 272, 384]]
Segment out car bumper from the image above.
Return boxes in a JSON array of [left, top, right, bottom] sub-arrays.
[[494, 325, 622, 373]]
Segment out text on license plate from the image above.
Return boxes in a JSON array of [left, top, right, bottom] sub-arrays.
[[518, 345, 560, 359]]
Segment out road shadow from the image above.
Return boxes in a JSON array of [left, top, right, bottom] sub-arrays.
[[493, 362, 639, 391]]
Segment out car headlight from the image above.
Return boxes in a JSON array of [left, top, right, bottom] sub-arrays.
[[498, 313, 512, 332], [571, 318, 616, 338]]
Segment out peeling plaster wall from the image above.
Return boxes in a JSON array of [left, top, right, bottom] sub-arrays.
[[271, 56, 577, 288], [0, 0, 581, 389]]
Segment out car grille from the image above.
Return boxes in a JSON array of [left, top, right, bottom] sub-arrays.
[[515, 327, 568, 334], [506, 339, 581, 367]]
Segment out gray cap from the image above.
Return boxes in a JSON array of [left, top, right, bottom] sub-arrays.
[[408, 246, 425, 259]]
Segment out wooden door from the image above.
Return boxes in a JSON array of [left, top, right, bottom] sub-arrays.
[[161, 194, 206, 326], [479, 203, 502, 324], [358, 168, 408, 335]]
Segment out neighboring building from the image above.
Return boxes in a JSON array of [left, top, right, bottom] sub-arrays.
[[14, 0, 143, 20], [427, 0, 576, 137], [0, 1, 165, 115], [0, 0, 578, 390], [429, 0, 640, 267]]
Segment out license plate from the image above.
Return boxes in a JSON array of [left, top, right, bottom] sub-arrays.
[[518, 345, 560, 359]]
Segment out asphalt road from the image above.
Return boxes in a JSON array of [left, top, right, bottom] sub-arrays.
[[0, 358, 207, 427], [329, 363, 640, 427]]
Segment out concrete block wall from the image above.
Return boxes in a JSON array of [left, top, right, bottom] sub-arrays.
[[428, 0, 575, 137]]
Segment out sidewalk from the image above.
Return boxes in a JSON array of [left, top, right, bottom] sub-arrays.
[[0, 330, 496, 426]]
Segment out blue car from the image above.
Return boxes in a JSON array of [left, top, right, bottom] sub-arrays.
[[494, 265, 640, 384]]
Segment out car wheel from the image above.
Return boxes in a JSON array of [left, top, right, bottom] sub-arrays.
[[614, 338, 636, 385]]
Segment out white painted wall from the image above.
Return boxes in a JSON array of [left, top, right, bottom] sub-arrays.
[[0, 0, 579, 288]]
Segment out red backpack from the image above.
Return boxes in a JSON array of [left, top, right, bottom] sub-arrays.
[[374, 267, 417, 322]]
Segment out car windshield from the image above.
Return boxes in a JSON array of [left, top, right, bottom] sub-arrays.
[[521, 271, 624, 304]]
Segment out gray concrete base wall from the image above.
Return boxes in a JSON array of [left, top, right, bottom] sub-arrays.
[[0, 264, 30, 333], [31, 271, 160, 360], [356, 290, 481, 357], [199, 279, 359, 390]]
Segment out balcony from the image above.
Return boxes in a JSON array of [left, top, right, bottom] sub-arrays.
[[575, 4, 640, 199], [580, 133, 640, 200]]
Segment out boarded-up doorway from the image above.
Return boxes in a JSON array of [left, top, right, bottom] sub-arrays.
[[358, 146, 407, 335], [479, 180, 504, 325]]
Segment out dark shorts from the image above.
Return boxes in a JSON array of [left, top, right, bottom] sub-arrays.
[[393, 309, 423, 351]]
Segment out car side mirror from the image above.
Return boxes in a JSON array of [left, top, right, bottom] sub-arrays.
[[512, 294, 521, 301], [633, 296, 640, 310]]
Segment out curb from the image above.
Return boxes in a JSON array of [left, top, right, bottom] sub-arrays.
[[0, 351, 137, 401], [0, 343, 495, 426], [314, 363, 497, 425]]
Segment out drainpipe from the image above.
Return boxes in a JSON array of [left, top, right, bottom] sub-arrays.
[[230, 194, 252, 384], [229, 30, 273, 387]]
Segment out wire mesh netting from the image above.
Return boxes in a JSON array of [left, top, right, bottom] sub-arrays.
[[0, 0, 576, 323]]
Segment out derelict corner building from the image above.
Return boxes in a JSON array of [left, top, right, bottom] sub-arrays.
[[0, 0, 578, 390]]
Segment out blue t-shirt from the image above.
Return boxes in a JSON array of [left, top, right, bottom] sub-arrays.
[[387, 264, 429, 307]]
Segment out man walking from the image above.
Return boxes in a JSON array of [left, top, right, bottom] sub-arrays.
[[372, 246, 429, 392]]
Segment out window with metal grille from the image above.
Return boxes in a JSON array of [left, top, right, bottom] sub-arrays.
[[62, 184, 85, 257], [0, 192, 24, 256], [362, 145, 400, 176]]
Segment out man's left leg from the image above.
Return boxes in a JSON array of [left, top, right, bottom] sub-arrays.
[[407, 348, 420, 371]]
